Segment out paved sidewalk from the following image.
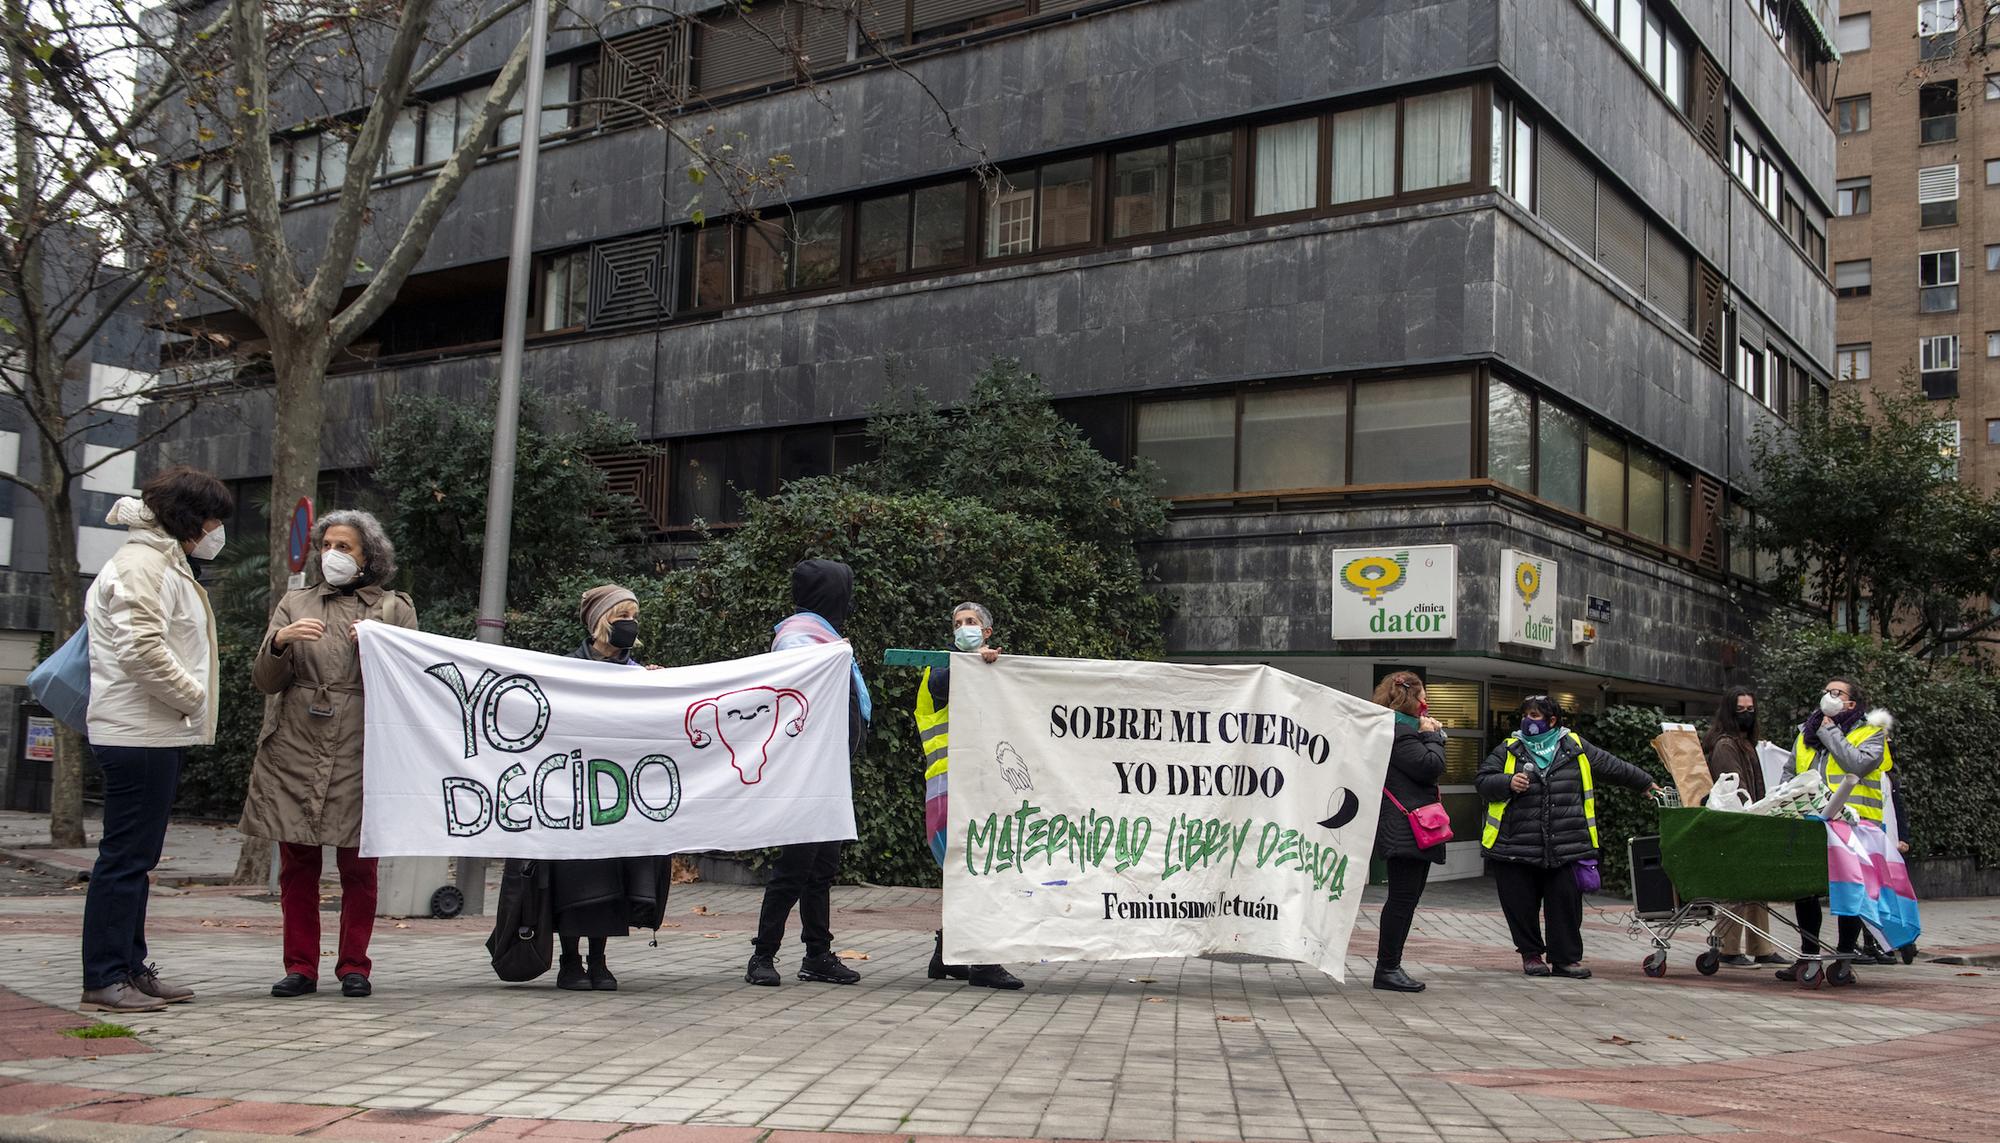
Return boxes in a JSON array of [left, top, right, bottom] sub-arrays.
[[3, 846, 1999, 1143]]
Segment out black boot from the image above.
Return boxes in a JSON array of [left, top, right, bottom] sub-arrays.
[[745, 953, 780, 987], [588, 956, 617, 991], [556, 954, 590, 991], [799, 949, 860, 984], [270, 972, 316, 998], [929, 930, 969, 981], [1373, 966, 1425, 993], [967, 964, 1023, 990]]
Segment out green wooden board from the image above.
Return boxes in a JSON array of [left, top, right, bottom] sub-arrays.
[[884, 648, 949, 669]]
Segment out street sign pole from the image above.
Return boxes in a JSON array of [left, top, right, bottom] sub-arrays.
[[461, 0, 550, 918]]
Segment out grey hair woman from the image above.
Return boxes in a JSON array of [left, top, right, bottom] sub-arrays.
[[240, 507, 419, 1000]]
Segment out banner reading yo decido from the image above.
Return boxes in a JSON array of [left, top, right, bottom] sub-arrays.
[[356, 623, 856, 859], [942, 655, 1393, 980]]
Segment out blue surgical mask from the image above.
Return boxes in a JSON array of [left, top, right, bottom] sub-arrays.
[[1520, 717, 1552, 737], [953, 625, 985, 652]]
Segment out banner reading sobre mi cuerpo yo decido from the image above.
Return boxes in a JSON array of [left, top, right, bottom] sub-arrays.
[[356, 623, 857, 859], [942, 655, 1393, 980]]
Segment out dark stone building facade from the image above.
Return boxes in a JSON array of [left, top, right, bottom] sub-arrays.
[[139, 0, 1836, 871]]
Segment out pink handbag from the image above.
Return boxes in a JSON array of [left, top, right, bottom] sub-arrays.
[[1385, 788, 1454, 849]]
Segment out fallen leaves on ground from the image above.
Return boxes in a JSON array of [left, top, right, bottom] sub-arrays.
[[394, 922, 410, 929], [837, 949, 870, 961], [1598, 1035, 1639, 1046], [1144, 997, 1166, 1004], [690, 904, 710, 915], [700, 932, 722, 939], [1217, 1015, 1253, 1023], [1129, 977, 1156, 983]]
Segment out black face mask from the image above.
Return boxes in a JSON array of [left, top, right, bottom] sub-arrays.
[[607, 619, 639, 650], [1735, 709, 1758, 733]]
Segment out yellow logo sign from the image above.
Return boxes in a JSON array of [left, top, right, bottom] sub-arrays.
[[1340, 553, 1408, 604], [1514, 560, 1541, 606]]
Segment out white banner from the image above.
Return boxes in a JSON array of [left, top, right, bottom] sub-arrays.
[[356, 623, 856, 859], [942, 655, 1393, 980]]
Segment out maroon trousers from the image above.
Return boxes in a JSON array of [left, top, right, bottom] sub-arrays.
[[279, 843, 378, 980]]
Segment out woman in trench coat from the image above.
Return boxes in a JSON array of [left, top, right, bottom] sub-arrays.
[[240, 510, 416, 999]]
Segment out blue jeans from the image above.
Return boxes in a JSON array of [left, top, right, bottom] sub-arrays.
[[80, 745, 183, 990]]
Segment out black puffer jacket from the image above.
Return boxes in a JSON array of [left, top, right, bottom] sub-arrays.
[[1376, 721, 1447, 863], [1473, 732, 1653, 868]]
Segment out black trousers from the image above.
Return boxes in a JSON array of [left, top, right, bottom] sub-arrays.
[[1375, 858, 1433, 971], [753, 840, 842, 956], [1793, 896, 1863, 955], [80, 746, 184, 990], [1491, 860, 1584, 965]]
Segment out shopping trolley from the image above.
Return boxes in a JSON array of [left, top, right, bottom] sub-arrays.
[[1627, 783, 1865, 988]]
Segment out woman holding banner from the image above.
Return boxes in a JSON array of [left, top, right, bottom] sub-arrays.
[[244, 510, 415, 1000], [524, 584, 672, 992], [1475, 696, 1658, 979], [1370, 671, 1446, 994]]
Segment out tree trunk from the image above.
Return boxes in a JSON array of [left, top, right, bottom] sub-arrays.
[[43, 485, 87, 848], [237, 333, 329, 884]]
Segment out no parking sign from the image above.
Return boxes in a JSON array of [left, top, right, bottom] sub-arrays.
[[286, 497, 314, 588]]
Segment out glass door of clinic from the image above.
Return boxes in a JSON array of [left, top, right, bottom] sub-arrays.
[[1400, 674, 1487, 880]]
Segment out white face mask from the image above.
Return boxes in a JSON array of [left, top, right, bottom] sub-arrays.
[[953, 624, 985, 651], [321, 549, 361, 587], [1820, 691, 1848, 716], [190, 524, 226, 561]]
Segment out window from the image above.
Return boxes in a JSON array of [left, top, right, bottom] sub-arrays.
[[1834, 259, 1872, 297], [1919, 82, 1958, 145], [1402, 88, 1474, 192], [1935, 420, 1961, 478], [421, 89, 485, 167], [1331, 103, 1396, 203], [1990, 160, 2000, 187], [1351, 374, 1472, 483], [1920, 164, 1959, 226], [1491, 96, 1533, 206], [1836, 13, 1871, 52], [741, 204, 844, 297], [379, 106, 422, 175], [854, 183, 969, 280], [1135, 397, 1236, 496], [1253, 119, 1319, 217], [1619, 0, 1644, 58], [1486, 377, 1532, 492], [1627, 448, 1667, 544], [1110, 146, 1169, 238], [678, 224, 731, 310], [1990, 244, 2000, 272], [1173, 132, 1234, 227], [1919, 0, 1959, 36], [1738, 340, 1767, 403], [497, 62, 573, 147], [1919, 249, 1960, 312], [1989, 74, 2000, 101], [1239, 387, 1346, 490], [1583, 428, 1625, 527], [1987, 331, 2000, 358], [540, 249, 588, 330], [1836, 344, 1871, 380], [1536, 402, 1585, 511], [1835, 96, 1870, 134], [1920, 334, 1959, 399], [1836, 177, 1870, 216], [986, 158, 1094, 257], [1988, 418, 2000, 444]]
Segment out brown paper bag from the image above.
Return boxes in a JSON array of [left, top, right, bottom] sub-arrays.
[[1651, 728, 1712, 805]]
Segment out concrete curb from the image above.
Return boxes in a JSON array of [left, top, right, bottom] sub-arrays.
[[0, 847, 224, 889]]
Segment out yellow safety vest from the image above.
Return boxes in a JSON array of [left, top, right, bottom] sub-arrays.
[[1793, 723, 1894, 823], [1482, 732, 1597, 850], [916, 667, 949, 784]]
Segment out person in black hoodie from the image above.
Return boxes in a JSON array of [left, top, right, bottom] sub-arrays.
[[1370, 671, 1447, 994], [746, 559, 871, 987], [1474, 696, 1657, 979]]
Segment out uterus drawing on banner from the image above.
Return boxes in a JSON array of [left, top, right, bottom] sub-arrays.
[[686, 687, 811, 783]]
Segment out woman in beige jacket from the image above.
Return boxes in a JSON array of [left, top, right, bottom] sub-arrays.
[[240, 510, 416, 999]]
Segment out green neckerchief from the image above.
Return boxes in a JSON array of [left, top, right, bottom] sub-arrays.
[[1393, 711, 1420, 730], [1518, 726, 1563, 769]]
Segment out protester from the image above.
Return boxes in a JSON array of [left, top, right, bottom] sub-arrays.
[[1780, 677, 1892, 982], [244, 511, 416, 999], [519, 584, 671, 991], [1475, 696, 1658, 979], [746, 559, 870, 987], [78, 467, 233, 1014], [913, 602, 1022, 990], [1699, 687, 1781, 967], [1366, 671, 1446, 993]]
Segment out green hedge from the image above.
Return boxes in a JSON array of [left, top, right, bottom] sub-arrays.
[[1570, 705, 1674, 898]]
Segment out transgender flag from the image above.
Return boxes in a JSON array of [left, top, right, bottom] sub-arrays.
[[1825, 817, 1922, 950]]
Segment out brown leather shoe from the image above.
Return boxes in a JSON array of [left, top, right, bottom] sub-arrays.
[[80, 981, 168, 1014], [130, 964, 194, 1004]]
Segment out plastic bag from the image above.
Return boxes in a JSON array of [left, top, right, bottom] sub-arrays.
[[1705, 772, 1751, 812]]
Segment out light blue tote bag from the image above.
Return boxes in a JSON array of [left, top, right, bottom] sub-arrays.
[[26, 626, 91, 736]]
